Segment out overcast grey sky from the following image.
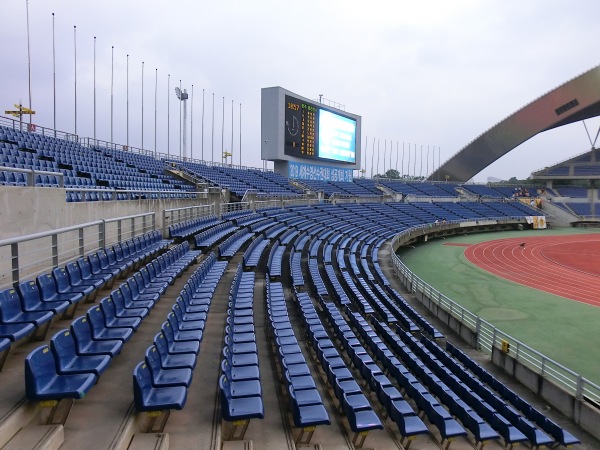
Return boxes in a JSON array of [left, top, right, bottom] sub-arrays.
[[2, 0, 599, 182]]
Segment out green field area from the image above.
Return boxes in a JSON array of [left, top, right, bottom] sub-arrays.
[[397, 227, 600, 385]]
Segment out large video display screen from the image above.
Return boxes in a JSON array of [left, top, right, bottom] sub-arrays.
[[284, 95, 356, 164]]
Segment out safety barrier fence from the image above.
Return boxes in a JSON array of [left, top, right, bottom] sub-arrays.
[[0, 212, 155, 291]]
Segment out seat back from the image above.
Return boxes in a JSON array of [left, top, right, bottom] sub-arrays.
[[97, 249, 111, 269], [133, 361, 152, 406], [105, 248, 118, 265], [88, 253, 102, 274], [119, 283, 135, 304], [140, 266, 154, 285], [161, 321, 176, 343], [25, 346, 57, 397], [36, 273, 59, 302], [18, 280, 42, 310], [127, 278, 141, 300], [1, 287, 30, 320], [113, 245, 125, 262], [133, 272, 146, 291], [77, 257, 94, 280], [87, 305, 107, 333], [52, 267, 72, 293], [145, 345, 163, 374], [110, 290, 127, 311], [100, 298, 117, 320], [66, 262, 84, 285], [50, 329, 77, 363], [71, 316, 93, 348]]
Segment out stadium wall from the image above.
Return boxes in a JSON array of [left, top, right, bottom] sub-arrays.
[[0, 186, 219, 240]]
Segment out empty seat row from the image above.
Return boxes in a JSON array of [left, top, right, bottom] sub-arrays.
[[295, 292, 383, 448], [266, 280, 329, 445], [220, 264, 263, 440]]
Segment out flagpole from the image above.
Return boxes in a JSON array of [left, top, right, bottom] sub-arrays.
[[231, 99, 234, 166], [179, 79, 182, 157], [126, 54, 129, 147], [74, 25, 77, 136], [239, 102, 242, 166], [201, 89, 205, 161], [141, 62, 144, 150], [111, 46, 114, 144], [190, 84, 194, 160], [221, 96, 225, 164], [26, 0, 32, 127], [93, 36, 96, 140], [52, 13, 56, 136], [167, 74, 170, 156], [210, 92, 215, 162], [154, 68, 157, 156]]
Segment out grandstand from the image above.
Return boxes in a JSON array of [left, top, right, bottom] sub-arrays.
[[3, 68, 600, 448]]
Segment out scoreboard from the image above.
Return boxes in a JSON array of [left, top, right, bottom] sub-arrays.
[[261, 87, 361, 173], [283, 94, 356, 164]]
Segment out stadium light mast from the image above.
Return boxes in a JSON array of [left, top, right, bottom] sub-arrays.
[[175, 86, 189, 160]]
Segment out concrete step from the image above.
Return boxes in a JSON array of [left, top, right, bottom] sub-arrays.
[[2, 424, 63, 450]]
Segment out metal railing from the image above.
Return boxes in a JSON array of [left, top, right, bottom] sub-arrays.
[[389, 223, 600, 405], [0, 116, 78, 142], [162, 204, 215, 236], [0, 166, 65, 187], [0, 212, 155, 290]]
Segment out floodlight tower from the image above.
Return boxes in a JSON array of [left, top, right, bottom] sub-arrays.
[[175, 87, 189, 160]]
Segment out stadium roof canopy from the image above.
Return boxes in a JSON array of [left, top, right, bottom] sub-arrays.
[[428, 64, 600, 182]]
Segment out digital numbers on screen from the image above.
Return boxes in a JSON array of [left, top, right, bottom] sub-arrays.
[[284, 95, 356, 164]]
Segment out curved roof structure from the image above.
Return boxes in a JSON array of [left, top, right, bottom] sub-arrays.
[[428, 64, 600, 182]]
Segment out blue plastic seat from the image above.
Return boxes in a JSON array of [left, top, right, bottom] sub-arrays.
[[25, 346, 97, 401], [77, 257, 111, 289], [109, 289, 150, 319], [50, 329, 111, 377], [154, 338, 197, 370], [166, 313, 203, 341], [52, 267, 94, 300], [223, 345, 258, 367], [86, 306, 134, 342], [18, 279, 69, 315], [133, 361, 187, 412], [70, 317, 123, 357], [0, 287, 54, 327], [99, 298, 142, 329], [37, 273, 84, 306], [219, 374, 264, 421], [125, 278, 159, 305], [145, 346, 193, 387], [221, 357, 259, 381]]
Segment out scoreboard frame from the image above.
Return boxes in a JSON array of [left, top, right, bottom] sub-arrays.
[[261, 86, 361, 172]]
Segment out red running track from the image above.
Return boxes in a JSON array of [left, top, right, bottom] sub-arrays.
[[463, 235, 600, 307]]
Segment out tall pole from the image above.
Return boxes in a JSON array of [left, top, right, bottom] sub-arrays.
[[26, 0, 32, 127], [407, 143, 411, 178], [419, 145, 423, 178], [201, 89, 205, 161], [231, 99, 234, 166], [182, 89, 188, 160], [190, 85, 194, 160], [52, 13, 56, 136], [390, 139, 393, 174], [438, 147, 441, 181], [93, 36, 96, 140], [178, 80, 182, 157], [376, 139, 380, 176], [402, 142, 405, 177], [211, 92, 215, 163], [167, 74, 170, 156], [239, 102, 242, 166], [141, 62, 144, 150], [395, 141, 399, 172], [221, 96, 225, 164], [154, 68, 157, 155], [74, 26, 77, 135], [126, 54, 129, 146], [370, 137, 375, 178], [413, 144, 417, 177], [111, 46, 114, 144], [426, 145, 430, 177], [383, 140, 387, 174]]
